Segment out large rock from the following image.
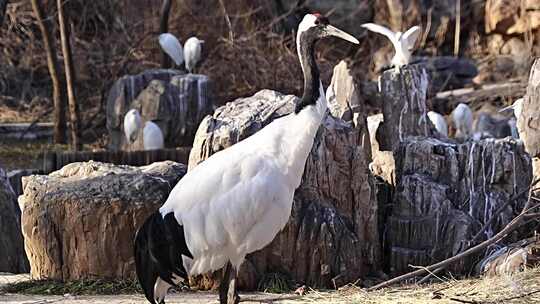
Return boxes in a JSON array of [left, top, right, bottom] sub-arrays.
[[326, 60, 372, 160], [518, 59, 540, 158], [189, 90, 380, 288], [486, 0, 540, 34], [107, 69, 213, 151], [387, 137, 532, 275], [20, 161, 186, 280], [0, 167, 29, 273]]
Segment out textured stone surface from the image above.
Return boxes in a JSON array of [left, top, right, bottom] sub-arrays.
[[107, 69, 213, 151], [327, 60, 372, 160], [378, 64, 436, 151], [518, 59, 540, 158], [367, 114, 395, 185], [0, 167, 29, 273], [189, 89, 380, 288], [476, 237, 540, 276], [387, 137, 532, 275], [20, 161, 186, 280], [486, 0, 540, 34]]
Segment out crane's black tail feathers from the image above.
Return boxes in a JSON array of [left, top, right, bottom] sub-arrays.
[[134, 211, 193, 304]]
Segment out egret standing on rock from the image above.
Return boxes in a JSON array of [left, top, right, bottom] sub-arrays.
[[143, 121, 165, 150], [452, 103, 473, 140], [427, 111, 448, 137], [124, 109, 142, 144], [361, 23, 421, 68], [184, 37, 204, 74], [159, 33, 184, 67], [134, 13, 359, 304]]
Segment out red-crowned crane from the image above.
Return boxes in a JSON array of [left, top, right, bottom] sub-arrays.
[[361, 23, 421, 68], [134, 13, 359, 304], [159, 33, 184, 67], [184, 37, 204, 74], [500, 97, 524, 139]]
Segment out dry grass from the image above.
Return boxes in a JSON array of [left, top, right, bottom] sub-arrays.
[[299, 267, 540, 304]]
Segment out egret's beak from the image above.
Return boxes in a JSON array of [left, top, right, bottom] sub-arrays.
[[325, 25, 359, 44], [499, 104, 515, 113]]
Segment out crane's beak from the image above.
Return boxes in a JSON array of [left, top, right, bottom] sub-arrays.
[[325, 25, 359, 44]]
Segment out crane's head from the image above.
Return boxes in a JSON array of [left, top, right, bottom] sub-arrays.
[[297, 13, 359, 45]]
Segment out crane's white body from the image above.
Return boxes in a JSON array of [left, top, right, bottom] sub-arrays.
[[427, 111, 448, 137], [184, 37, 203, 74], [138, 13, 360, 304], [124, 109, 142, 143], [143, 121, 165, 150], [159, 33, 184, 66], [452, 103, 473, 140], [361, 23, 421, 67]]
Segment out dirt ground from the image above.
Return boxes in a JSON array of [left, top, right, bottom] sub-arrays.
[[0, 273, 302, 304]]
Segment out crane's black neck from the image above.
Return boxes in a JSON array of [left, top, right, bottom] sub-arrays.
[[295, 34, 321, 114]]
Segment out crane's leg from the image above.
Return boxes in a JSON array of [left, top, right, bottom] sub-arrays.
[[219, 262, 240, 304]]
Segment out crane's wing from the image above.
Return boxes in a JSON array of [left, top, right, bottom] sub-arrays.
[[361, 23, 398, 44], [159, 33, 184, 66], [401, 26, 421, 51], [159, 140, 292, 274]]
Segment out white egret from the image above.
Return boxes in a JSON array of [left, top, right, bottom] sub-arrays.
[[159, 33, 184, 67], [134, 13, 359, 304], [452, 103, 473, 140], [184, 37, 204, 74], [124, 109, 142, 144], [143, 121, 165, 150], [361, 23, 421, 68], [427, 111, 448, 137]]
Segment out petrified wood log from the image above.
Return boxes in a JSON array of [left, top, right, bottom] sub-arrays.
[[387, 137, 532, 275], [378, 64, 436, 151], [20, 161, 186, 280], [517, 59, 540, 158]]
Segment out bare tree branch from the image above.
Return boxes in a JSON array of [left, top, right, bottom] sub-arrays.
[[159, 0, 172, 68], [30, 0, 67, 144], [57, 0, 81, 150]]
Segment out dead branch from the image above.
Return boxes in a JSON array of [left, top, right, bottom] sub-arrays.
[[218, 0, 234, 43], [0, 0, 7, 27], [57, 0, 81, 150], [30, 0, 67, 144], [159, 0, 172, 68], [368, 181, 540, 291]]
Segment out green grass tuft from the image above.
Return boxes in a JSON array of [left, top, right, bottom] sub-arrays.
[[257, 272, 292, 294], [1, 278, 142, 295]]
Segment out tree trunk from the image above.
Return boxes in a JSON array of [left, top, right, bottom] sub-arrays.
[[518, 59, 540, 158], [30, 0, 67, 144], [0, 0, 8, 27], [56, 0, 81, 150], [159, 0, 172, 69]]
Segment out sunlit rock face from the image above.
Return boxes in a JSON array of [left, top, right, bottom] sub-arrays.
[[385, 137, 532, 275]]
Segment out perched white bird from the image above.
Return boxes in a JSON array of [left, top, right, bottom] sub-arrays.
[[143, 121, 165, 150], [159, 33, 184, 67], [124, 109, 142, 144], [361, 23, 421, 68], [134, 13, 359, 304], [184, 37, 204, 74], [427, 111, 448, 137], [500, 98, 524, 139], [452, 103, 473, 140]]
